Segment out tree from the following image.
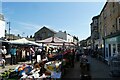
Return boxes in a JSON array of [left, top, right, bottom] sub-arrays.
[[17, 34, 20, 37], [30, 35, 32, 38]]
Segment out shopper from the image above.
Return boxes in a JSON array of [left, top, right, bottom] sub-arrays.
[[10, 46, 17, 65], [71, 49, 75, 68], [0, 47, 6, 68], [29, 47, 35, 63], [1, 46, 7, 60], [76, 49, 80, 61]]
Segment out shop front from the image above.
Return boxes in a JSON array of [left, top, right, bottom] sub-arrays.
[[105, 35, 120, 64]]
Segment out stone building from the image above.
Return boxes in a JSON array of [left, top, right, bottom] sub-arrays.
[[90, 1, 120, 63], [34, 26, 57, 41], [90, 15, 99, 50]]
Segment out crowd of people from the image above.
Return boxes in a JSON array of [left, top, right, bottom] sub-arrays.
[[0, 44, 81, 68]]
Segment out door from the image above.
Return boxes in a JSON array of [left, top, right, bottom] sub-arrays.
[[109, 44, 111, 57]]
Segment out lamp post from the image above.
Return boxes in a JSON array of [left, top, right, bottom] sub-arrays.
[[7, 22, 10, 40], [22, 32, 25, 38]]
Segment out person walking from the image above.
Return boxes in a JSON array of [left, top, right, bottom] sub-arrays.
[[36, 48, 42, 62], [71, 49, 75, 68], [10, 46, 17, 65], [41, 48, 46, 59], [1, 46, 7, 60], [76, 49, 80, 61], [29, 47, 35, 63], [0, 47, 6, 68]]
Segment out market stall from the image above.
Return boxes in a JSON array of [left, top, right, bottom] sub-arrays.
[[6, 38, 41, 46], [0, 37, 77, 79]]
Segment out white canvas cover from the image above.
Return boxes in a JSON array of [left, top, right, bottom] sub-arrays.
[[36, 37, 67, 43], [7, 38, 41, 46]]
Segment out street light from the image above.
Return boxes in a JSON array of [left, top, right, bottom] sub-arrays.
[[7, 22, 10, 40], [22, 32, 25, 38]]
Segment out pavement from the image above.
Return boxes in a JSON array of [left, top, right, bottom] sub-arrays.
[[62, 61, 81, 79], [63, 56, 120, 80], [89, 56, 120, 80], [88, 56, 111, 79]]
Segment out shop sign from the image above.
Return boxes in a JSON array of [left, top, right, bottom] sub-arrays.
[[106, 37, 117, 43], [117, 36, 120, 43]]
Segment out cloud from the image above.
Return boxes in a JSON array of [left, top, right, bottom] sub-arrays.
[[5, 21, 41, 36], [57, 26, 74, 33], [11, 21, 56, 36], [11, 29, 21, 35], [18, 22, 38, 29], [16, 22, 56, 32]]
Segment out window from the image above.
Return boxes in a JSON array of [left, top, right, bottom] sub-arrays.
[[119, 18, 120, 23], [113, 9, 115, 13], [112, 25, 115, 28], [111, 32, 113, 35], [48, 33, 51, 37], [119, 18, 120, 26], [113, 2, 115, 7], [113, 44, 116, 53], [112, 24, 117, 32], [106, 48, 108, 57], [117, 44, 120, 53], [41, 32, 46, 38], [117, 17, 120, 30], [103, 9, 107, 19], [109, 44, 111, 57]]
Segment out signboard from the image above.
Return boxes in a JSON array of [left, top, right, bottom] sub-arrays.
[[0, 20, 5, 38], [106, 37, 117, 43]]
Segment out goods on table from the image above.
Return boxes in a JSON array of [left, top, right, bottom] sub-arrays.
[[44, 61, 62, 78], [45, 61, 62, 72], [0, 69, 17, 79]]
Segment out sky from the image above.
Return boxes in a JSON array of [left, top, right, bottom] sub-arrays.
[[2, 2, 105, 41]]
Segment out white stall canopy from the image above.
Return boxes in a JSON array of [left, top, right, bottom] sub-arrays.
[[7, 38, 41, 46]]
